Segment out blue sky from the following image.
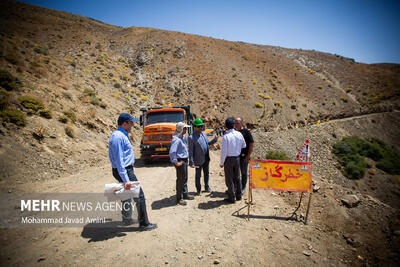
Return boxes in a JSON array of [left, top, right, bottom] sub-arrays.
[[19, 0, 400, 64]]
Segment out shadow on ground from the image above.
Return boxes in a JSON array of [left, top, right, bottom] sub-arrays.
[[151, 195, 177, 210], [81, 221, 140, 242], [198, 199, 232, 209], [231, 205, 302, 222], [134, 158, 171, 168]]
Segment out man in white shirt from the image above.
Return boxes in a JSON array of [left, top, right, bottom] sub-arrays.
[[220, 118, 246, 203]]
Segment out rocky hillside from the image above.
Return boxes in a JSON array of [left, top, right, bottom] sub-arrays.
[[0, 0, 399, 184]]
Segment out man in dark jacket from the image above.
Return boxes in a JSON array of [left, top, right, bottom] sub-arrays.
[[189, 118, 218, 195]]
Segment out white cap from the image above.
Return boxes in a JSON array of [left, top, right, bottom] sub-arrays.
[[174, 122, 189, 135]]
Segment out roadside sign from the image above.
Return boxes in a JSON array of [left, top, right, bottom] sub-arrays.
[[250, 160, 312, 193], [296, 139, 311, 159]]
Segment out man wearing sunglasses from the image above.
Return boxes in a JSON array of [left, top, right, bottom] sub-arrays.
[[188, 118, 218, 195]]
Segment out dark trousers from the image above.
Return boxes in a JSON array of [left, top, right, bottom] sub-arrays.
[[112, 166, 150, 227], [174, 159, 189, 201], [240, 158, 249, 191], [224, 156, 242, 201], [195, 153, 210, 192]]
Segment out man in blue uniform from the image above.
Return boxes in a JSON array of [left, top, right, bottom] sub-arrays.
[[169, 122, 194, 205], [109, 113, 157, 230]]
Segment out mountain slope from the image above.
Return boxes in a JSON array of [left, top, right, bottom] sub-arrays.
[[0, 0, 399, 183]]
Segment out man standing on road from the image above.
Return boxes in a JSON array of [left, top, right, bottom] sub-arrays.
[[220, 118, 246, 203], [169, 122, 194, 205], [109, 113, 157, 230], [188, 118, 218, 195], [234, 117, 254, 196]]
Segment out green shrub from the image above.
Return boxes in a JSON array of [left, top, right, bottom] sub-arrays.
[[58, 115, 68, 123], [90, 96, 101, 106], [376, 157, 400, 174], [33, 46, 49, 55], [63, 110, 77, 122], [0, 90, 10, 110], [368, 137, 400, 174], [0, 70, 22, 91], [18, 95, 44, 111], [333, 136, 400, 179], [0, 109, 26, 126], [255, 102, 263, 108], [114, 83, 121, 89], [265, 151, 290, 161], [343, 156, 366, 180], [37, 109, 52, 119], [83, 88, 96, 97], [4, 55, 18, 65], [369, 93, 388, 103]]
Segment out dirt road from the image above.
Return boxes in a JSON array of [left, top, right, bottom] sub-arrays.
[[0, 150, 377, 266]]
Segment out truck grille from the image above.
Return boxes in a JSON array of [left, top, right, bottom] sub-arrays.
[[148, 127, 172, 132], [148, 134, 172, 141]]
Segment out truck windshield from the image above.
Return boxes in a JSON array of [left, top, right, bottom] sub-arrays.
[[147, 111, 185, 124]]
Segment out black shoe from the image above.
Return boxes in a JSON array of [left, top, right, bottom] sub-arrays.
[[122, 219, 135, 226], [223, 198, 235, 204], [236, 196, 242, 201], [195, 191, 201, 196], [177, 199, 187, 205], [183, 194, 194, 200], [204, 187, 212, 193], [140, 223, 158, 231]]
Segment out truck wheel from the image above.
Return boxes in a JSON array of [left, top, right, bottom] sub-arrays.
[[143, 158, 151, 165]]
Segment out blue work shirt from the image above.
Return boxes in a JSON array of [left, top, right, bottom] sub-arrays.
[[169, 135, 188, 163], [109, 127, 135, 182]]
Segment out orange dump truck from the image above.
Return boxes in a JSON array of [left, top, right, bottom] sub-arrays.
[[139, 106, 193, 164]]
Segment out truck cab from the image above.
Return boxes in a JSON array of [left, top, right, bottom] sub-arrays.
[[140, 106, 192, 164]]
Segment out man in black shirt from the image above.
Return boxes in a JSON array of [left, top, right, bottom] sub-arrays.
[[234, 117, 254, 196]]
